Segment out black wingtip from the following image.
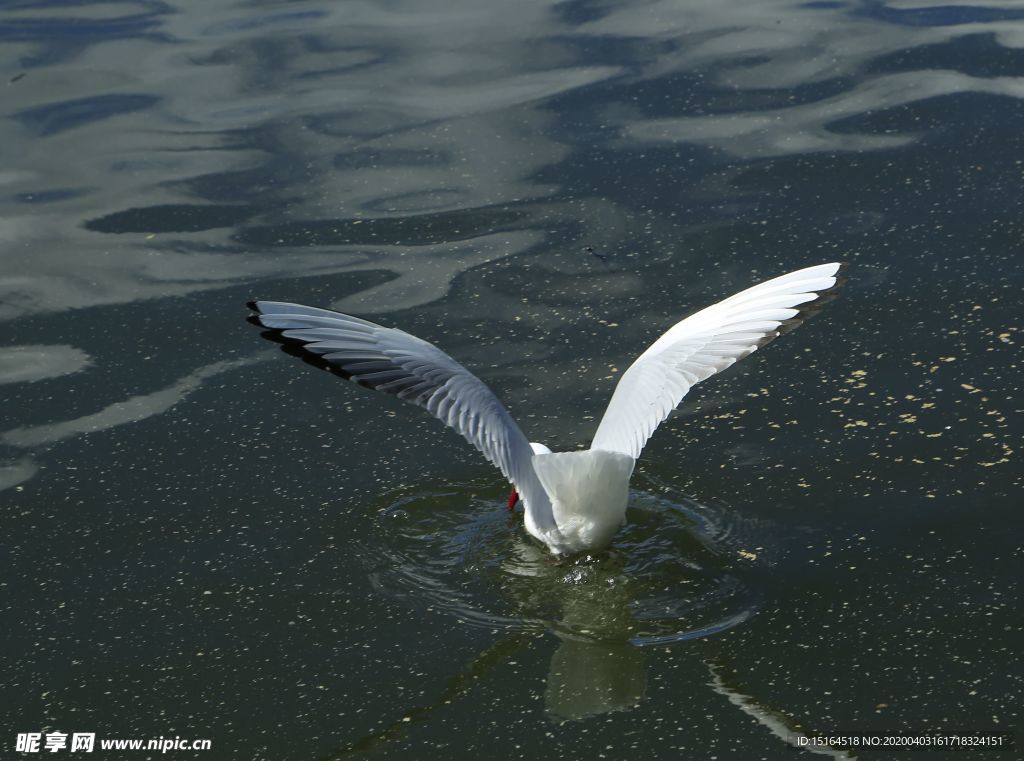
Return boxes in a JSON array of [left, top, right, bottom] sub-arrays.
[[247, 305, 356, 382], [277, 337, 355, 381], [758, 262, 846, 346]]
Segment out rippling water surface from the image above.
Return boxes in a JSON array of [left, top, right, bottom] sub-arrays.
[[2, 1, 1021, 758], [366, 479, 764, 644]]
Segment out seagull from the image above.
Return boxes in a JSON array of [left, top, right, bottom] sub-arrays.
[[251, 262, 841, 555]]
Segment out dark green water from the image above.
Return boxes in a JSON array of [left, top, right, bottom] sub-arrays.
[[2, 1, 1021, 759]]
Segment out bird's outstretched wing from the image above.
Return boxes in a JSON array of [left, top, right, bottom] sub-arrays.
[[590, 263, 842, 459], [251, 301, 555, 531]]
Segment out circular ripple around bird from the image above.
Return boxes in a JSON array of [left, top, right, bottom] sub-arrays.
[[358, 476, 771, 646]]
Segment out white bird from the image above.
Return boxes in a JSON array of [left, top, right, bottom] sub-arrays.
[[252, 262, 841, 555]]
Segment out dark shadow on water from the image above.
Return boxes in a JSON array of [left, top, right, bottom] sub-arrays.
[[13, 94, 160, 136], [85, 203, 260, 233]]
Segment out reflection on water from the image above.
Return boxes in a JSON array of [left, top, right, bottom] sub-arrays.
[[1, 353, 267, 449], [628, 70, 1024, 157], [358, 479, 770, 722], [8, 0, 1023, 321], [321, 466, 850, 751], [0, 457, 38, 492], [0, 343, 91, 384], [544, 636, 646, 723], [0, 353, 268, 494], [707, 663, 859, 760], [366, 482, 762, 646], [4, 0, 1022, 756], [0, 0, 623, 321]]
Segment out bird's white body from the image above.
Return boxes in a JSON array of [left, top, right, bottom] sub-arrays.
[[529, 448, 636, 555], [253, 262, 842, 556]]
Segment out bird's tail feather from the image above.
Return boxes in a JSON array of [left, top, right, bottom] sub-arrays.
[[531, 450, 635, 551]]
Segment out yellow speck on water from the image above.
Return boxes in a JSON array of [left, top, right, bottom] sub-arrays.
[[145, 233, 156, 240], [925, 432, 942, 438], [738, 550, 757, 560], [921, 401, 935, 409], [961, 383, 979, 393], [940, 356, 957, 362], [850, 369, 867, 377]]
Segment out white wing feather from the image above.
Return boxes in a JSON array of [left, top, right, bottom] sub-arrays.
[[253, 301, 556, 532], [591, 263, 841, 459]]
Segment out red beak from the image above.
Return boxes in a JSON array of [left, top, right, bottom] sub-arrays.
[[507, 489, 519, 512]]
